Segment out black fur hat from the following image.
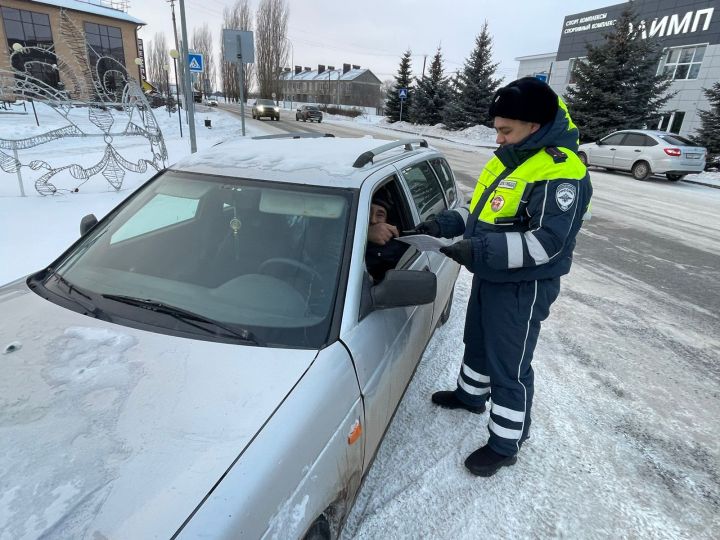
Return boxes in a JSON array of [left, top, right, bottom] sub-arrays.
[[489, 77, 559, 125]]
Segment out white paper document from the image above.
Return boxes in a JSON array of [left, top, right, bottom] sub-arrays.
[[396, 234, 453, 253]]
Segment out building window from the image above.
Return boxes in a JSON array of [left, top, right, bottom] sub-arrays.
[[659, 45, 705, 81], [84, 22, 125, 94], [1, 7, 58, 87], [657, 111, 685, 134]]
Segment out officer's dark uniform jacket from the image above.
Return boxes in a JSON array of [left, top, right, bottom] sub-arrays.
[[436, 100, 593, 281]]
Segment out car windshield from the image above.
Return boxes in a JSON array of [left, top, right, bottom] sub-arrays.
[[44, 171, 353, 349], [658, 133, 697, 147], [257, 99, 275, 106], [307, 106, 319, 111]]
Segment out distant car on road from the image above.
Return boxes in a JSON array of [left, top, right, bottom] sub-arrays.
[[252, 98, 280, 121], [296, 104, 323, 123], [578, 129, 706, 181], [205, 98, 218, 107], [1, 134, 461, 539]]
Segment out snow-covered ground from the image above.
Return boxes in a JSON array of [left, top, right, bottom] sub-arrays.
[[1, 103, 718, 538]]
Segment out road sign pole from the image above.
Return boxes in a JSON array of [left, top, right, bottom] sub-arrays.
[[399, 99, 404, 122], [237, 53, 246, 137], [178, 0, 197, 153]]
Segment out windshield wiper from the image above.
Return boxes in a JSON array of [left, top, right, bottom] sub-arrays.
[[101, 294, 261, 345], [45, 267, 105, 318]]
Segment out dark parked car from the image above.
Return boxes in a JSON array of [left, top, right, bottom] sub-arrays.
[[296, 104, 323, 123], [252, 98, 280, 121]]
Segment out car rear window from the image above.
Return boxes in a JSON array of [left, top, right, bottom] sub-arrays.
[[658, 134, 697, 147]]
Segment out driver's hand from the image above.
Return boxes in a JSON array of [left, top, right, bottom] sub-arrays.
[[368, 223, 399, 245]]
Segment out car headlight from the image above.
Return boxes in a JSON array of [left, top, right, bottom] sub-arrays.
[[257, 106, 264, 111], [274, 107, 279, 112]]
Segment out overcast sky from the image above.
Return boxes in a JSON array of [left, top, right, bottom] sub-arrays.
[[137, 0, 618, 82]]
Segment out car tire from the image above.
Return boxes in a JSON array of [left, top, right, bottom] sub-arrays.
[[318, 119, 322, 123], [631, 161, 651, 180], [578, 151, 588, 166], [666, 173, 684, 181], [438, 288, 454, 327], [303, 118, 307, 122], [296, 115, 299, 121], [302, 516, 330, 540]]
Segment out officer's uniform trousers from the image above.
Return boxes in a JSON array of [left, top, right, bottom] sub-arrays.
[[456, 274, 561, 457]]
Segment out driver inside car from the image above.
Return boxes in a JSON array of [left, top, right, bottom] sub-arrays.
[[365, 192, 409, 283]]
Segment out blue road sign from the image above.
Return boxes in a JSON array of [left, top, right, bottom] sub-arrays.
[[398, 87, 408, 100], [188, 53, 204, 73], [534, 72, 548, 82]]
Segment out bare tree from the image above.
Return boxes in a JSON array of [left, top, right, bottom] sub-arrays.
[[255, 0, 289, 100], [220, 0, 253, 102], [146, 33, 169, 95], [192, 24, 215, 100]]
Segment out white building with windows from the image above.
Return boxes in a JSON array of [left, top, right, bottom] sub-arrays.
[[515, 0, 719, 138]]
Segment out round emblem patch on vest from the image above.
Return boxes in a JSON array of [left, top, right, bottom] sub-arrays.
[[491, 195, 505, 212], [555, 183, 576, 212]]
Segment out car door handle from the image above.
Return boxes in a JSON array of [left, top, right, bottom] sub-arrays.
[[610, 148, 616, 151], [634, 149, 641, 152], [423, 266, 430, 272]]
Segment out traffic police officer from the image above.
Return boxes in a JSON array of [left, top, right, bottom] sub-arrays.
[[417, 77, 593, 476]]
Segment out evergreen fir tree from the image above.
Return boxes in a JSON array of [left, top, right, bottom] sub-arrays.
[[385, 50, 413, 123], [410, 46, 449, 126], [693, 82, 720, 164], [443, 22, 502, 130], [441, 73, 466, 130], [565, 5, 674, 142]]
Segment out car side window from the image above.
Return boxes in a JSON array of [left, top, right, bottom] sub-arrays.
[[623, 133, 647, 146], [429, 158, 457, 207], [643, 135, 658, 146], [401, 160, 447, 220], [601, 133, 626, 145]]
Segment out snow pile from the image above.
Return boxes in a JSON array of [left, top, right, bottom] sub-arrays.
[[373, 117, 499, 147]]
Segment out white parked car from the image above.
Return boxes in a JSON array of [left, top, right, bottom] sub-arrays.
[[0, 135, 461, 539], [578, 129, 706, 181]]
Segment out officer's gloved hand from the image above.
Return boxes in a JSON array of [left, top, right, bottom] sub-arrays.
[[440, 239, 473, 268], [412, 219, 442, 237]]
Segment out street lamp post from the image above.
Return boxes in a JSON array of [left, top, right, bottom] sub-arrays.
[[177, 0, 197, 153], [163, 65, 171, 117], [169, 49, 183, 137], [285, 38, 294, 110]]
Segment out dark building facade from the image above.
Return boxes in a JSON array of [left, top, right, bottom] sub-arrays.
[[516, 0, 719, 137]]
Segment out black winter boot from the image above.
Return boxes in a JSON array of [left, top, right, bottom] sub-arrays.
[[464, 445, 517, 477], [431, 391, 486, 414]]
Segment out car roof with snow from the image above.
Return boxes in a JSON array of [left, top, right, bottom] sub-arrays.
[[171, 136, 439, 189]]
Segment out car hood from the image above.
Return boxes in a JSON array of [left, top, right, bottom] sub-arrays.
[[0, 282, 317, 539]]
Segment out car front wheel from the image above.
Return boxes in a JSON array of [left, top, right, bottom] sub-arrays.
[[666, 173, 684, 181], [631, 161, 651, 180], [578, 151, 588, 166]]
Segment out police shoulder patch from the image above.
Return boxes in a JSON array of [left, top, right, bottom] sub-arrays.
[[498, 179, 517, 190], [555, 183, 576, 212]]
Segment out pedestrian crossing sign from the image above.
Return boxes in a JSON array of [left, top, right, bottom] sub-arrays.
[[188, 53, 204, 73], [398, 88, 408, 99]]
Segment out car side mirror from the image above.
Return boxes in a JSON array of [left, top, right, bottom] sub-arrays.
[[80, 213, 98, 236], [371, 269, 437, 309], [595, 140, 602, 145]]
